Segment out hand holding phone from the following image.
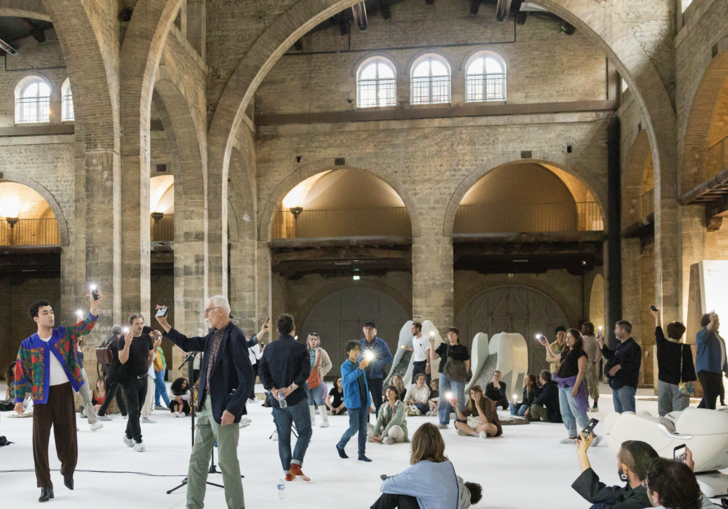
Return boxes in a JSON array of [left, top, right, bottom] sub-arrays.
[[673, 444, 687, 463], [155, 306, 168, 318], [580, 418, 599, 439]]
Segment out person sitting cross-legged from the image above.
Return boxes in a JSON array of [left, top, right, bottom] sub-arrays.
[[510, 374, 539, 417], [451, 385, 502, 439], [404, 373, 430, 415], [371, 385, 409, 445]]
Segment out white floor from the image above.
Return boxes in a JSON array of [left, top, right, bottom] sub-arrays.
[[0, 384, 716, 508]]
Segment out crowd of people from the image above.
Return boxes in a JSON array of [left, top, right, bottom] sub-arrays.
[[3, 292, 727, 508]]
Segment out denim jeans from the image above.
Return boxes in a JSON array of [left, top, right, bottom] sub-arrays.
[[412, 361, 431, 385], [509, 402, 528, 416], [337, 406, 368, 457], [272, 398, 312, 473], [438, 373, 465, 425], [305, 383, 325, 406], [612, 385, 636, 413], [559, 386, 590, 437], [154, 372, 170, 407]]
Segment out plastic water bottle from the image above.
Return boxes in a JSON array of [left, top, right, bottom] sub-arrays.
[[278, 392, 287, 408], [277, 478, 285, 499]]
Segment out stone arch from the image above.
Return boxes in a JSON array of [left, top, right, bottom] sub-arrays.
[[296, 278, 413, 335], [443, 152, 606, 236], [258, 158, 422, 241], [0, 0, 50, 21], [680, 51, 728, 193], [0, 171, 70, 246]]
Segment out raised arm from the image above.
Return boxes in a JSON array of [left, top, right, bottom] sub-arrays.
[[540, 337, 559, 362]]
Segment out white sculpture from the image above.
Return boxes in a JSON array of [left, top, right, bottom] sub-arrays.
[[467, 332, 528, 398], [465, 333, 490, 393], [385, 320, 413, 385]]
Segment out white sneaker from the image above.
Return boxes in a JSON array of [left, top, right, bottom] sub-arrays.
[[438, 423, 449, 429], [174, 412, 182, 418], [134, 442, 146, 452], [383, 437, 394, 445], [591, 435, 603, 447], [320, 421, 330, 428], [123, 436, 134, 448], [142, 417, 156, 424], [478, 431, 488, 439], [239, 417, 252, 428], [90, 421, 103, 431], [560, 437, 578, 444]]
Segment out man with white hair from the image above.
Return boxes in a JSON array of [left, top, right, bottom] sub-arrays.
[[156, 295, 254, 509]]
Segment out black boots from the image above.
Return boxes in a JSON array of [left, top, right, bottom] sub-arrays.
[[39, 487, 54, 502], [63, 476, 74, 490]]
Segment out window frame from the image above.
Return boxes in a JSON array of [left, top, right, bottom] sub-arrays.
[[61, 78, 74, 122], [15, 76, 52, 125], [464, 51, 507, 103], [356, 57, 397, 109], [410, 54, 451, 106]]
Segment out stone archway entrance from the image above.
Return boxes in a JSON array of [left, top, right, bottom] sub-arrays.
[[300, 286, 410, 377], [455, 285, 570, 375]]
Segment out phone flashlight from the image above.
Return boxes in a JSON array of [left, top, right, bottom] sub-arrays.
[[123, 327, 130, 333], [363, 350, 375, 361], [599, 326, 602, 332], [445, 391, 454, 400], [75, 309, 83, 317], [89, 283, 100, 300], [512, 393, 518, 402]]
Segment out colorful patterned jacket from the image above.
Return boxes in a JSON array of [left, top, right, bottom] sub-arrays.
[[15, 313, 97, 404]]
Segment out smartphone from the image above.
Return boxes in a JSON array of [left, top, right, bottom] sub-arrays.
[[650, 304, 658, 312], [155, 306, 168, 318], [535, 334, 546, 342], [580, 418, 599, 439], [89, 284, 100, 301], [673, 444, 687, 463]]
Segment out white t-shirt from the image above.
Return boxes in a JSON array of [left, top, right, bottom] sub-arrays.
[[406, 383, 430, 404], [249, 343, 262, 365], [40, 335, 69, 386], [147, 350, 156, 379], [412, 334, 431, 362]]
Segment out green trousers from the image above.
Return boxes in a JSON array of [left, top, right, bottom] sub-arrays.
[[186, 396, 245, 509]]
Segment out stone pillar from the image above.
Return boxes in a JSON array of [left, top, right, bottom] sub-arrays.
[[412, 235, 454, 333], [230, 238, 257, 334], [257, 240, 272, 328]]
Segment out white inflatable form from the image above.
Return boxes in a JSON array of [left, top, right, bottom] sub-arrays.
[[605, 407, 728, 497], [385, 320, 413, 386], [467, 332, 528, 397], [421, 320, 444, 381], [465, 333, 490, 393]]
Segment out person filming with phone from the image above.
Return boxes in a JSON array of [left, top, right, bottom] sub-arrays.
[[155, 296, 254, 509]]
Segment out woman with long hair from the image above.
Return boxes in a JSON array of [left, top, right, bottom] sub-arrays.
[[541, 328, 599, 445], [371, 385, 409, 445], [92, 378, 107, 411], [371, 422, 483, 508], [450, 385, 502, 439], [391, 374, 407, 402], [326, 377, 347, 415], [306, 333, 332, 427], [510, 374, 539, 416], [169, 377, 191, 417]]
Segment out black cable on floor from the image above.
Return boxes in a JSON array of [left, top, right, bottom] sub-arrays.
[[0, 468, 185, 477]]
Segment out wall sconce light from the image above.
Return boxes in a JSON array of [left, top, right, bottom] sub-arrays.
[[289, 207, 303, 220], [6, 217, 19, 228], [151, 212, 164, 224]]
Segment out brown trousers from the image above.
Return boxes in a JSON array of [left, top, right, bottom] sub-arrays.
[[33, 382, 78, 488]]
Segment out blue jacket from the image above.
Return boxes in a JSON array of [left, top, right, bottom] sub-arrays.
[[165, 322, 254, 424], [357, 337, 393, 379], [341, 358, 370, 409], [696, 327, 728, 374]]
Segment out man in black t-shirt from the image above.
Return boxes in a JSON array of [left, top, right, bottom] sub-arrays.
[[429, 327, 470, 428], [112, 314, 154, 451]]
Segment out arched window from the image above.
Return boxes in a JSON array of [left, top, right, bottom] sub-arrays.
[[411, 55, 451, 105], [357, 58, 397, 108], [61, 78, 74, 121], [15, 78, 51, 124], [466, 53, 506, 102]]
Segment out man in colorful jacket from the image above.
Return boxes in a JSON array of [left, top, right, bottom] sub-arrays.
[[15, 290, 101, 502]]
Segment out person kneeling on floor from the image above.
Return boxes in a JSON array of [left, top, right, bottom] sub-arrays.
[[524, 370, 562, 423], [451, 385, 502, 439], [371, 385, 409, 445], [572, 432, 658, 509], [371, 422, 483, 509]]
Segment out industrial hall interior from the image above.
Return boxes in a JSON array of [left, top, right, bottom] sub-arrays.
[[3, 0, 728, 508]]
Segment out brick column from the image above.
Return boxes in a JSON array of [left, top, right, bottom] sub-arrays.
[[230, 238, 257, 334], [412, 234, 454, 333]]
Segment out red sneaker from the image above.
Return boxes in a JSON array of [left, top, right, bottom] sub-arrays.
[[290, 464, 310, 481], [285, 473, 295, 482]]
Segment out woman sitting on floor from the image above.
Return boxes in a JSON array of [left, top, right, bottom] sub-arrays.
[[372, 422, 483, 509], [92, 377, 107, 411], [450, 385, 502, 439], [426, 378, 439, 416], [326, 377, 347, 415], [391, 374, 407, 402], [169, 377, 192, 417], [405, 373, 431, 415], [371, 385, 409, 445], [510, 374, 539, 417]]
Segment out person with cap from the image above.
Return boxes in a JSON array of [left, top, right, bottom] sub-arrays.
[[357, 321, 393, 420]]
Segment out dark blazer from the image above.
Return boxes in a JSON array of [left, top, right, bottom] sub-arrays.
[[572, 468, 651, 509], [485, 381, 509, 410], [165, 322, 254, 424], [531, 380, 562, 423], [602, 338, 642, 390]]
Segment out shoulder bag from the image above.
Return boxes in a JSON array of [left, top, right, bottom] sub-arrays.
[[678, 344, 695, 396], [306, 349, 322, 389], [443, 344, 468, 383]]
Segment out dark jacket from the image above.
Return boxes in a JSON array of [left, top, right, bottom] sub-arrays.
[[602, 338, 642, 390], [518, 385, 539, 407], [531, 380, 562, 423], [258, 334, 310, 408], [572, 468, 651, 509], [164, 322, 254, 424], [655, 326, 697, 385], [357, 337, 393, 379], [485, 381, 509, 410]]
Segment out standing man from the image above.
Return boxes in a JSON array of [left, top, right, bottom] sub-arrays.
[[156, 296, 253, 509], [696, 312, 728, 409], [581, 321, 602, 411], [110, 314, 154, 451], [336, 340, 372, 462], [152, 332, 170, 410], [358, 321, 393, 420], [258, 314, 313, 482], [97, 324, 128, 419], [246, 317, 270, 403], [548, 326, 567, 373], [402, 322, 431, 384], [597, 320, 641, 413], [14, 291, 101, 502]]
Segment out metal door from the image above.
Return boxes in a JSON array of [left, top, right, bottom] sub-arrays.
[[300, 287, 410, 377], [455, 285, 570, 375]]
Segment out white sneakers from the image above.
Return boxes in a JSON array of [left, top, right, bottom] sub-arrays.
[[90, 421, 103, 431], [560, 437, 578, 444], [123, 436, 134, 448], [142, 417, 156, 424], [173, 412, 184, 418], [239, 417, 252, 428], [383, 437, 394, 445], [478, 431, 488, 439], [320, 420, 330, 428], [134, 442, 146, 453]]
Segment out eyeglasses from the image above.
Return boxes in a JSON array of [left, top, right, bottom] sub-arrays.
[[204, 307, 221, 316]]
